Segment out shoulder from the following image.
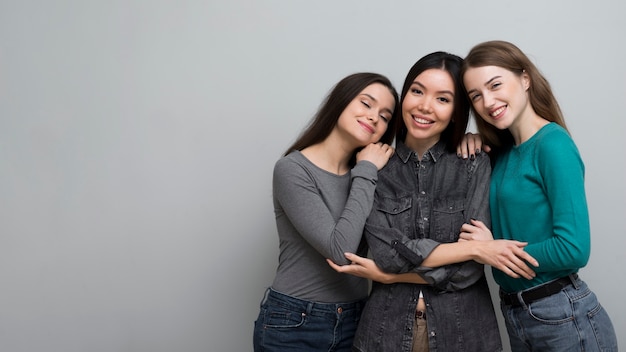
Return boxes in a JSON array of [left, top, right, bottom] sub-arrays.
[[533, 124, 584, 172], [534, 124, 581, 160], [274, 152, 311, 178]]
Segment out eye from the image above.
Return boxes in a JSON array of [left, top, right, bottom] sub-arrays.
[[410, 87, 423, 95], [361, 100, 371, 108], [379, 114, 390, 123], [437, 97, 451, 103], [490, 82, 502, 89], [469, 93, 481, 102]]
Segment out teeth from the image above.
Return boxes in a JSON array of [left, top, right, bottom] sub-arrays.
[[491, 106, 506, 117], [414, 116, 432, 124]]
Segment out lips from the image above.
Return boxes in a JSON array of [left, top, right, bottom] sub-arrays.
[[489, 105, 507, 119], [412, 114, 434, 125], [358, 121, 375, 134]]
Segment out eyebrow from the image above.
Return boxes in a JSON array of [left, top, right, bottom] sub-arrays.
[[468, 75, 502, 94], [412, 81, 454, 97], [361, 93, 393, 115]]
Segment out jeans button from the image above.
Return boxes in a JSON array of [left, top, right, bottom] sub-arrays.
[[337, 307, 343, 314]]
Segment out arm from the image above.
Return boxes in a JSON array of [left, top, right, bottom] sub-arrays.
[[327, 253, 428, 284], [274, 156, 379, 265], [367, 154, 537, 290], [523, 132, 590, 271]]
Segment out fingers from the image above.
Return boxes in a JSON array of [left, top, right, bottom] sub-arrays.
[[326, 258, 341, 272], [456, 132, 487, 159], [498, 246, 539, 280], [456, 133, 471, 159]]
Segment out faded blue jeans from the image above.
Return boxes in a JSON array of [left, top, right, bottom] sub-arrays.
[[501, 276, 617, 351], [253, 288, 365, 352]]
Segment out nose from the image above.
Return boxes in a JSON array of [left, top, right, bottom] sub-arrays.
[[367, 111, 379, 123], [418, 100, 433, 113], [482, 92, 495, 109]]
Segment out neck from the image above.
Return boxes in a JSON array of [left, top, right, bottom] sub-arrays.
[[404, 135, 440, 160], [508, 108, 549, 145], [301, 136, 353, 175]]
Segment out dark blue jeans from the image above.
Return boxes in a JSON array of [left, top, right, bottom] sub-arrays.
[[253, 288, 365, 352], [501, 276, 617, 351]]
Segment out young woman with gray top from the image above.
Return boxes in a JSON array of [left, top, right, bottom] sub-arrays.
[[253, 72, 417, 351]]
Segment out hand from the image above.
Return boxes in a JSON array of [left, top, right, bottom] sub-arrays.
[[456, 132, 490, 160], [328, 253, 428, 284], [327, 253, 390, 282], [356, 142, 394, 170], [459, 219, 493, 241], [472, 240, 539, 280]]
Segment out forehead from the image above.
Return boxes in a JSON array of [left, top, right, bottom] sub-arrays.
[[359, 83, 395, 105], [464, 65, 511, 83], [414, 69, 454, 92]]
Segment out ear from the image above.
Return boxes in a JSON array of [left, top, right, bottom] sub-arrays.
[[521, 70, 530, 91]]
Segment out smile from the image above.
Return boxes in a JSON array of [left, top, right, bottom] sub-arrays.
[[358, 121, 375, 134], [490, 106, 506, 117], [413, 115, 434, 125]]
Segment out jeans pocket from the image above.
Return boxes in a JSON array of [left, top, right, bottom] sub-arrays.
[[527, 291, 574, 325], [262, 306, 306, 329]]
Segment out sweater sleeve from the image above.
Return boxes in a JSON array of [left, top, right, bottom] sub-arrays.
[[274, 157, 379, 265], [524, 131, 591, 271]]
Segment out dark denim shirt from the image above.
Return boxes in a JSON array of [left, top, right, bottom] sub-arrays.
[[353, 140, 502, 352]]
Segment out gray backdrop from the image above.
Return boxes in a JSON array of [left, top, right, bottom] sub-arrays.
[[1, 1, 624, 351]]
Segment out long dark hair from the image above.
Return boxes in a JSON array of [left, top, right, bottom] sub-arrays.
[[461, 40, 567, 151], [397, 52, 470, 152], [285, 72, 400, 158]]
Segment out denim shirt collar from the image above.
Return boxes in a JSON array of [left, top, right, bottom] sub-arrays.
[[396, 139, 447, 163]]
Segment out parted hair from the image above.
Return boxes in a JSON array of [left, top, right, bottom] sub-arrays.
[[461, 40, 567, 150], [285, 72, 401, 162], [398, 52, 470, 152]]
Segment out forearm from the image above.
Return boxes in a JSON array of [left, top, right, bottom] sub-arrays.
[[384, 272, 428, 284], [420, 241, 477, 267]]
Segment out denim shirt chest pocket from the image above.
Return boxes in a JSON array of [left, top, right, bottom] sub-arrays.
[[432, 198, 465, 243], [375, 196, 412, 237]]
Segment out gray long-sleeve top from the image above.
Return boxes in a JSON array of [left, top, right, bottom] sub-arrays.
[[270, 151, 377, 303]]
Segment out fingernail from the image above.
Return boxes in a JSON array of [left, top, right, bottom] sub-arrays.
[[470, 154, 475, 161], [475, 149, 481, 154], [457, 153, 462, 158], [462, 154, 468, 159]]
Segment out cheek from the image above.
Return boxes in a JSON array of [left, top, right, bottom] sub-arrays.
[[436, 105, 455, 123]]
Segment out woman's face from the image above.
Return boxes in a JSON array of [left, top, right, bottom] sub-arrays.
[[335, 83, 395, 146], [463, 65, 530, 131], [402, 69, 455, 150]]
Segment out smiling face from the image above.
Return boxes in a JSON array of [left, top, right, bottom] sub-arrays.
[[463, 65, 531, 131], [401, 68, 455, 154], [335, 82, 395, 147]]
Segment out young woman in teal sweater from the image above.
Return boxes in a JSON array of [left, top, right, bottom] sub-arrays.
[[461, 40, 617, 351]]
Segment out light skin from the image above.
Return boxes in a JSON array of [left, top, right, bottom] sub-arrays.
[[402, 69, 455, 158], [463, 65, 549, 145], [302, 83, 395, 175], [329, 69, 539, 291]]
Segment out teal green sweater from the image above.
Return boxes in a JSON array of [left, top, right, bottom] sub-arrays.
[[491, 123, 590, 293]]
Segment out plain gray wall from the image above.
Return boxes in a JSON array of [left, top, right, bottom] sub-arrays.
[[1, 1, 624, 351]]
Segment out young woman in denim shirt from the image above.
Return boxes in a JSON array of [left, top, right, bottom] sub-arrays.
[[461, 40, 617, 352], [253, 72, 436, 352], [330, 52, 542, 352]]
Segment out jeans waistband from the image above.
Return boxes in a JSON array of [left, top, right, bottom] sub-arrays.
[[499, 273, 579, 307], [263, 288, 365, 315]]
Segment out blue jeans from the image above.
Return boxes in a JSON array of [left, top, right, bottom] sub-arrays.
[[501, 276, 618, 351], [253, 288, 365, 352]]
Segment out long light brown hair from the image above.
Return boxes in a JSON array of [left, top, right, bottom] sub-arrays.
[[461, 40, 567, 151]]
